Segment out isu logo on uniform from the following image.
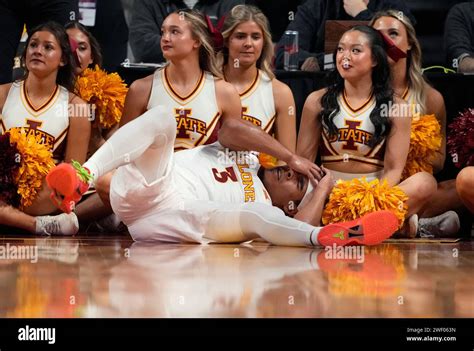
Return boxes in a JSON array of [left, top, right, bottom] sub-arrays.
[[320, 93, 385, 168], [326, 119, 374, 151], [0, 81, 70, 162], [241, 106, 262, 127], [175, 108, 207, 139], [23, 119, 56, 150]]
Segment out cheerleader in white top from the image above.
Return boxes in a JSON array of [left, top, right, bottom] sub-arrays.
[[0, 22, 90, 235], [220, 5, 297, 152], [92, 9, 253, 213], [371, 11, 462, 236], [297, 25, 438, 235]]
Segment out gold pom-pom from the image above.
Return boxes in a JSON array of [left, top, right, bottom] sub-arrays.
[[322, 177, 408, 227], [9, 128, 55, 209], [76, 65, 128, 129], [258, 152, 278, 169], [402, 114, 442, 179]]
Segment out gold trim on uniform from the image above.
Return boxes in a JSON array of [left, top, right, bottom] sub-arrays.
[[341, 91, 375, 115], [163, 67, 205, 104], [21, 81, 60, 116], [53, 127, 69, 148], [322, 155, 384, 167], [401, 86, 410, 100], [263, 114, 276, 133], [239, 71, 260, 99]]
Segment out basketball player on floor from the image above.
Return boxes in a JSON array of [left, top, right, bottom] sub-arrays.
[[47, 106, 399, 247]]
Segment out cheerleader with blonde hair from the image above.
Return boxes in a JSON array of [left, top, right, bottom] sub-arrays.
[[218, 5, 297, 152], [371, 11, 462, 236]]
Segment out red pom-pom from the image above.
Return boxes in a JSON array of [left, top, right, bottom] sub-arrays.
[[205, 15, 225, 51], [447, 108, 474, 168]]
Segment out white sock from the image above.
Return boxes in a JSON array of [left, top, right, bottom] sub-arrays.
[[83, 106, 175, 184]]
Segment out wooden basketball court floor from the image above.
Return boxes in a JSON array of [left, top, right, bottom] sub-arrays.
[[1, 233, 473, 318]]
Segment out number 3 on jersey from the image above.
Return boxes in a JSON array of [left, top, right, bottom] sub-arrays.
[[212, 167, 237, 183]]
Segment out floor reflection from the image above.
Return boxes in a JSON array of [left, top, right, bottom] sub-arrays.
[[0, 237, 473, 318]]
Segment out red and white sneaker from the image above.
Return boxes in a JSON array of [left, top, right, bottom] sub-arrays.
[[46, 161, 92, 213], [315, 210, 398, 247]]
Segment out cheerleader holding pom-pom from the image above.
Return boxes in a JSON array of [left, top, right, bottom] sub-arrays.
[[0, 22, 91, 235], [370, 11, 462, 237], [297, 25, 439, 238], [448, 109, 474, 214], [66, 22, 128, 156]]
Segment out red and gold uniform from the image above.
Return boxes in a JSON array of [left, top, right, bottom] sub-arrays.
[[0, 81, 69, 163]]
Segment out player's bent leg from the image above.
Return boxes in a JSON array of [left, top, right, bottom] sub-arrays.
[[95, 171, 115, 211], [84, 105, 176, 182], [47, 106, 176, 213]]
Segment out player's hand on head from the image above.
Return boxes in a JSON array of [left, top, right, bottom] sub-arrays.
[[287, 154, 323, 182], [317, 167, 335, 196], [301, 57, 320, 72]]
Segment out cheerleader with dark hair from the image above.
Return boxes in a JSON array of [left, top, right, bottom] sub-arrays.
[[297, 25, 439, 236], [0, 21, 90, 235]]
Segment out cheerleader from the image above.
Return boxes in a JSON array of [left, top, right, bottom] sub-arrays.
[[297, 25, 438, 236], [371, 11, 461, 236], [0, 22, 90, 235], [456, 167, 474, 213], [64, 22, 129, 229], [93, 9, 282, 213], [219, 5, 297, 152], [65, 21, 103, 76]]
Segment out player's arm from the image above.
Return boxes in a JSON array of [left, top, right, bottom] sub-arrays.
[[65, 95, 91, 164], [383, 97, 411, 186], [217, 81, 322, 180], [119, 74, 153, 127], [272, 79, 296, 153], [294, 168, 334, 226], [296, 89, 325, 162]]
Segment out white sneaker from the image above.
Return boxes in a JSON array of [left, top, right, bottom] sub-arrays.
[[418, 211, 461, 238], [35, 213, 79, 236]]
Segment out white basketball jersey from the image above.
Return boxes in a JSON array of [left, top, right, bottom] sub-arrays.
[[240, 70, 276, 133], [0, 81, 69, 162], [320, 93, 385, 168], [174, 142, 272, 205], [147, 67, 221, 151]]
